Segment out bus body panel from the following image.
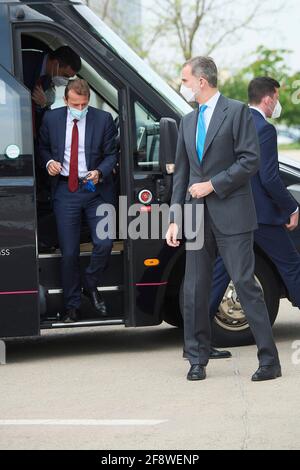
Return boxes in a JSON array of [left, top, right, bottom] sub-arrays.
[[0, 63, 39, 337]]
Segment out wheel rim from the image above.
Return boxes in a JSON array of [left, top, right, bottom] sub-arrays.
[[215, 277, 262, 332]]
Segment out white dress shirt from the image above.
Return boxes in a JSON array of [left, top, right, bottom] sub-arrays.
[[47, 108, 89, 178], [249, 105, 298, 216], [60, 109, 88, 178], [249, 105, 266, 120]]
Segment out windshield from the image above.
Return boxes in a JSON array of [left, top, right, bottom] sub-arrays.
[[74, 4, 192, 117]]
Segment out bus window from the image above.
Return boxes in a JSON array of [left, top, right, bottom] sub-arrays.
[[0, 68, 33, 165], [133, 100, 160, 172]]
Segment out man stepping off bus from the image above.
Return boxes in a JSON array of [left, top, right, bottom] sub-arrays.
[[39, 79, 118, 322]]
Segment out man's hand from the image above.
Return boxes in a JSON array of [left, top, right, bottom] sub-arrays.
[[47, 161, 62, 176], [86, 170, 101, 185], [32, 85, 47, 108], [166, 223, 180, 248], [189, 181, 214, 199], [286, 211, 299, 231]]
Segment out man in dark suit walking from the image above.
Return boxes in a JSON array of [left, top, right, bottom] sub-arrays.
[[210, 77, 300, 322], [166, 57, 281, 382], [39, 79, 118, 322]]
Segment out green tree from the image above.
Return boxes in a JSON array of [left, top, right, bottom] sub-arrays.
[[220, 46, 300, 128]]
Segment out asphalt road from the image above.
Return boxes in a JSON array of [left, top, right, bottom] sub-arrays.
[[1, 300, 300, 450]]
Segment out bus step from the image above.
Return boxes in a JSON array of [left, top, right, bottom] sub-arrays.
[[41, 318, 125, 329]]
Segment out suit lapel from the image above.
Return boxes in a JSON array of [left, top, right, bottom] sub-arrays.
[[85, 108, 93, 169], [202, 94, 228, 160], [58, 107, 67, 163]]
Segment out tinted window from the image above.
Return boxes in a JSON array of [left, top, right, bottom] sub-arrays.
[[0, 65, 33, 159], [134, 101, 160, 172]]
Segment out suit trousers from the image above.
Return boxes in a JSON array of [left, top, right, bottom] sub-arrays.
[[209, 224, 300, 320], [53, 181, 114, 310], [254, 224, 300, 307], [183, 203, 280, 367]]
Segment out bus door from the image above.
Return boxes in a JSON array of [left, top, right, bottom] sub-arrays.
[[125, 93, 173, 327], [0, 64, 39, 338]]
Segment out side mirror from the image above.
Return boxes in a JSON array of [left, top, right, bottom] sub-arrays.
[[157, 118, 178, 203], [159, 118, 178, 175]]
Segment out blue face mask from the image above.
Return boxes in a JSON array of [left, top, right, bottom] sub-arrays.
[[68, 106, 88, 121]]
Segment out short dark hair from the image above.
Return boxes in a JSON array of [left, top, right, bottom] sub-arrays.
[[184, 56, 218, 88], [49, 46, 81, 73], [248, 77, 280, 105], [65, 78, 90, 99]]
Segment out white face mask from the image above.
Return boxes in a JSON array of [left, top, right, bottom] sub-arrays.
[[52, 76, 69, 87], [52, 63, 69, 88], [272, 100, 282, 119], [180, 84, 197, 103]]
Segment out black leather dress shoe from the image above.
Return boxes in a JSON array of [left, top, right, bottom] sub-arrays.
[[61, 308, 80, 323], [187, 365, 206, 381], [209, 347, 232, 359], [251, 365, 282, 382], [83, 289, 108, 316]]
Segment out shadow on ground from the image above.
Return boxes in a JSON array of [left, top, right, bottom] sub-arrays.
[[3, 324, 183, 364], [2, 312, 300, 365]]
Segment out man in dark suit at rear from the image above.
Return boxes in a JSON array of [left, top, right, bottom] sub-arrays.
[[166, 57, 281, 382], [210, 77, 300, 323], [39, 79, 118, 322]]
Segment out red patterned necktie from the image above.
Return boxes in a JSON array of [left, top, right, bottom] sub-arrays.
[[68, 119, 79, 192]]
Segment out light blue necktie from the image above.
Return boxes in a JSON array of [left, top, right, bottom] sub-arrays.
[[196, 104, 208, 162]]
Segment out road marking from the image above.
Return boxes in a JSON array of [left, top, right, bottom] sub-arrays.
[[0, 419, 167, 427]]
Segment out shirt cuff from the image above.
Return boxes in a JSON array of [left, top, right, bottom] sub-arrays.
[[291, 207, 299, 215]]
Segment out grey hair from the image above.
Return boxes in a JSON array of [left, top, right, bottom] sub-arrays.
[[184, 56, 218, 88]]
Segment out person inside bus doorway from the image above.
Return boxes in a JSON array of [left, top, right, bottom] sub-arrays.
[[23, 46, 81, 134], [39, 79, 118, 322]]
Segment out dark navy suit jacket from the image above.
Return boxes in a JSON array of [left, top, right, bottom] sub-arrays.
[[250, 108, 298, 225], [39, 106, 118, 204]]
